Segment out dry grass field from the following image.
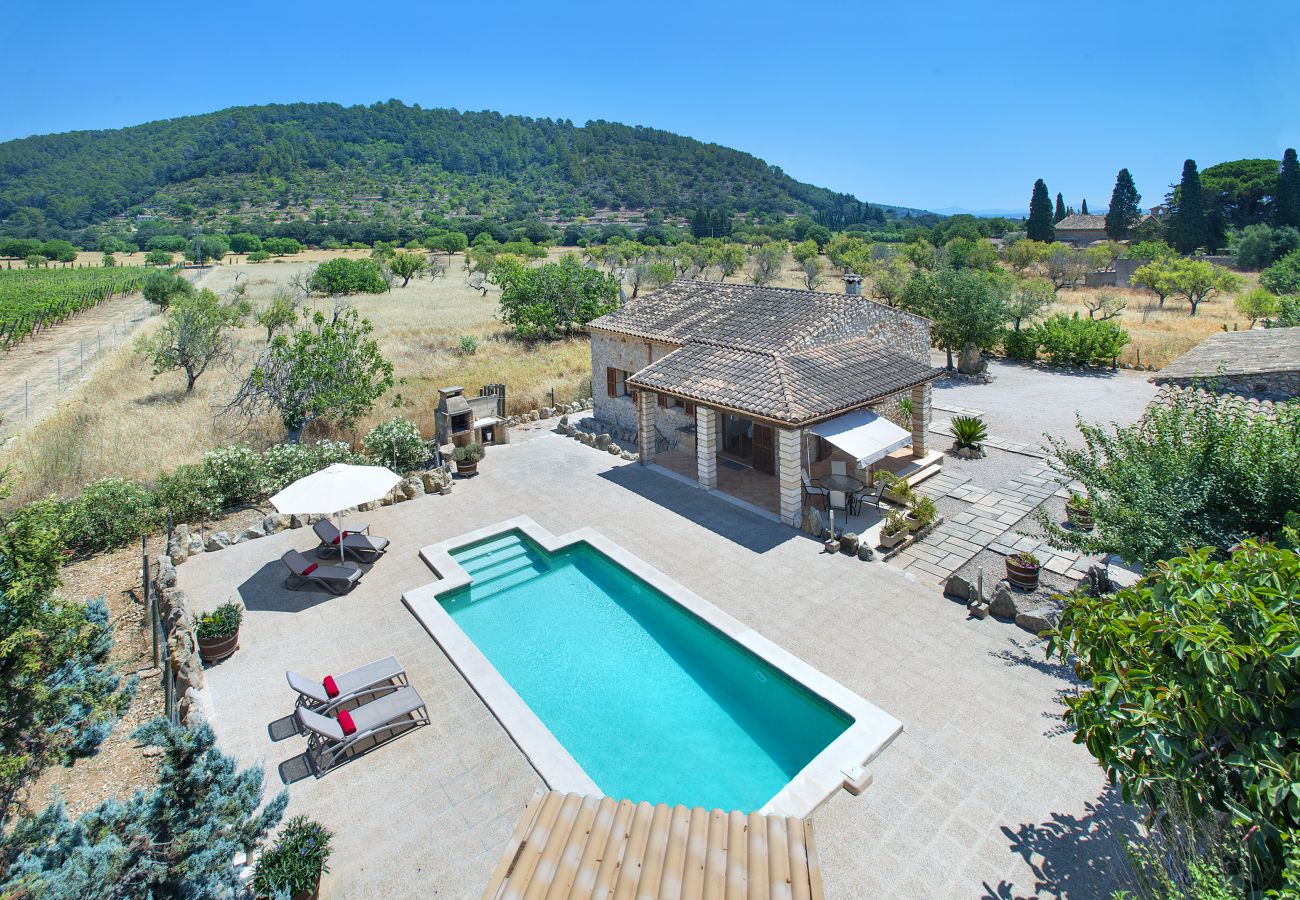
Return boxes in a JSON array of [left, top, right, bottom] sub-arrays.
[[0, 247, 1256, 502]]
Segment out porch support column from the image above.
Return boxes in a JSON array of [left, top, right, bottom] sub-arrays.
[[777, 426, 803, 527], [911, 382, 932, 459], [636, 390, 656, 464], [696, 407, 718, 490]]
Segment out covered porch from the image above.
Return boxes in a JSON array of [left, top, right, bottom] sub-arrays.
[[635, 382, 937, 532]]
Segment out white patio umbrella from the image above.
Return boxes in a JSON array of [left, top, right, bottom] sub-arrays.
[[269, 463, 402, 564]]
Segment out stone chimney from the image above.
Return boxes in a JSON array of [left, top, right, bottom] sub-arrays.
[[843, 273, 862, 296]]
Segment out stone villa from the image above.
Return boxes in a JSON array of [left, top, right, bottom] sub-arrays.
[[588, 277, 942, 527]]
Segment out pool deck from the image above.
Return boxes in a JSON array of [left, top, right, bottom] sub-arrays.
[[179, 426, 1137, 898]]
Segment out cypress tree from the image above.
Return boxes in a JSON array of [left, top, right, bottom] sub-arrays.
[[1054, 193, 1067, 223], [691, 208, 709, 239], [1276, 148, 1300, 229], [1104, 168, 1142, 240], [1081, 199, 1089, 215], [1028, 180, 1055, 242], [1168, 159, 1208, 254]]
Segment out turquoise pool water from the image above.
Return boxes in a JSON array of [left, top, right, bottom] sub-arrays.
[[441, 530, 852, 812]]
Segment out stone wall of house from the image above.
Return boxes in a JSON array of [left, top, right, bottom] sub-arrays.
[[590, 329, 688, 438], [1159, 372, 1300, 402]]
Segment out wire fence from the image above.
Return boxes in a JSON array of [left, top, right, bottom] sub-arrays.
[[0, 299, 153, 441], [142, 533, 180, 725]]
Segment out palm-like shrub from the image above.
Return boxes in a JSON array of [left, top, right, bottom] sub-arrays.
[[949, 415, 988, 449]]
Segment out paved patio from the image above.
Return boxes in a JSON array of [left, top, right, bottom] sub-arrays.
[[180, 430, 1137, 899]]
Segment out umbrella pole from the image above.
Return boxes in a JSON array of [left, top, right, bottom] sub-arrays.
[[337, 511, 345, 565]]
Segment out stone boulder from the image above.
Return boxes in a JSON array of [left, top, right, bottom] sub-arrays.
[[186, 535, 205, 556], [205, 532, 232, 552], [856, 543, 874, 561], [168, 539, 188, 565], [968, 600, 990, 619], [989, 580, 1018, 619], [1015, 607, 1058, 635], [235, 523, 266, 543], [559, 415, 569, 427], [801, 505, 824, 537], [157, 556, 178, 589], [840, 533, 859, 555], [944, 573, 977, 603], [607, 444, 621, 455], [420, 471, 440, 493], [957, 344, 988, 375], [289, 514, 309, 529], [262, 513, 291, 535], [595, 433, 612, 450], [402, 477, 424, 499], [620, 451, 637, 461]]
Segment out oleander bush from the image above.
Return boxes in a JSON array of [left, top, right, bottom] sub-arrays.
[[252, 816, 333, 899], [260, 440, 365, 495], [200, 444, 265, 508], [362, 417, 426, 472], [61, 478, 162, 554], [154, 463, 220, 523]]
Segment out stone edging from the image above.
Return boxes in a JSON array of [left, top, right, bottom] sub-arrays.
[[501, 397, 595, 427], [557, 415, 640, 461]]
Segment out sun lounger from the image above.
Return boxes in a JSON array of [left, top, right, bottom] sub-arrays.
[[281, 549, 362, 595], [297, 685, 429, 772], [286, 655, 407, 713], [312, 519, 390, 562]]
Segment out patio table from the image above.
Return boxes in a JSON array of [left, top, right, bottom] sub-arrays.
[[816, 474, 866, 494]]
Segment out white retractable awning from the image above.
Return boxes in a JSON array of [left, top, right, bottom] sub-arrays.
[[808, 408, 912, 468]]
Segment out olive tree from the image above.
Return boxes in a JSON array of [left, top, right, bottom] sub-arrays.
[[386, 251, 428, 287], [136, 288, 248, 393], [901, 268, 1009, 372]]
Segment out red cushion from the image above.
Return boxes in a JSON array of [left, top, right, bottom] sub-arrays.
[[330, 535, 341, 545], [323, 676, 339, 699], [302, 563, 318, 575], [337, 709, 356, 736]]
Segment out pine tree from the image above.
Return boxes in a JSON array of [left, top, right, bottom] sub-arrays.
[[1028, 180, 1055, 242], [1276, 148, 1300, 229], [1081, 199, 1089, 215], [1104, 168, 1143, 240], [1168, 159, 1208, 254], [1054, 193, 1068, 223]]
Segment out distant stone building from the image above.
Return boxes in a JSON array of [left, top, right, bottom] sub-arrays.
[[1150, 328, 1300, 401], [1053, 214, 1108, 246]]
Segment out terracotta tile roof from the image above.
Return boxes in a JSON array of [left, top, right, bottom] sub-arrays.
[[1055, 214, 1107, 231], [594, 279, 938, 424], [628, 336, 936, 424], [1152, 327, 1300, 380], [588, 279, 929, 352], [481, 791, 825, 900]]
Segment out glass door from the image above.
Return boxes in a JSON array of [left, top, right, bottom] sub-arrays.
[[721, 414, 753, 462]]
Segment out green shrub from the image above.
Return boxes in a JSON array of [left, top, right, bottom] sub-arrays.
[[252, 816, 333, 899], [1048, 539, 1300, 891], [1267, 294, 1300, 328], [195, 602, 242, 640], [1001, 328, 1041, 360], [245, 250, 271, 262], [1032, 312, 1130, 366], [882, 509, 911, 537], [1262, 249, 1300, 295], [458, 334, 479, 355], [260, 440, 365, 495], [362, 417, 426, 472], [909, 495, 937, 527], [949, 415, 988, 448], [452, 442, 485, 464], [62, 478, 161, 555], [201, 445, 265, 508], [154, 463, 219, 523]]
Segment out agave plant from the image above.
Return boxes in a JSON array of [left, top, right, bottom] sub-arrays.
[[949, 415, 989, 450]]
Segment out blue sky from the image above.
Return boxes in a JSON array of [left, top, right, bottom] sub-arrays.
[[4, 0, 1297, 214]]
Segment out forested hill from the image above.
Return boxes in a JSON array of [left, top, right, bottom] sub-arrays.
[[0, 101, 914, 231]]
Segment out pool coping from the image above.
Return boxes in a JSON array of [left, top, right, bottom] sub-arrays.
[[402, 515, 903, 817]]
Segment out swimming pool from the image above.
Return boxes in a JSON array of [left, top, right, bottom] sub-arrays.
[[404, 516, 902, 815]]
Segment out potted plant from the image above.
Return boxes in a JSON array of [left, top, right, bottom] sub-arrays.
[[1065, 493, 1094, 530], [905, 495, 937, 532], [253, 816, 333, 900], [879, 510, 912, 549], [196, 601, 243, 664], [877, 471, 914, 506], [451, 442, 485, 477], [949, 415, 989, 458], [1005, 551, 1041, 591]]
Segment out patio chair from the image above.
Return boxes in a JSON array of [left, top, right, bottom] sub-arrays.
[[854, 479, 887, 514], [801, 470, 829, 508], [286, 655, 407, 713], [297, 685, 429, 773], [313, 519, 390, 563], [281, 550, 363, 595]]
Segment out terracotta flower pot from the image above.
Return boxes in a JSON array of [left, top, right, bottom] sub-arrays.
[[290, 873, 321, 900], [1005, 557, 1041, 591], [197, 629, 239, 664]]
